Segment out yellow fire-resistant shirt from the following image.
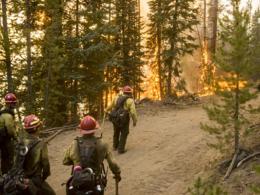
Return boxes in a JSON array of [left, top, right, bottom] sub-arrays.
[[105, 94, 137, 124], [0, 108, 17, 139], [63, 135, 121, 175]]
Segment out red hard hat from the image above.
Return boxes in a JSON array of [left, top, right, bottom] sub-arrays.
[[123, 86, 133, 94], [78, 115, 99, 135], [23, 114, 41, 132], [5, 93, 17, 103]]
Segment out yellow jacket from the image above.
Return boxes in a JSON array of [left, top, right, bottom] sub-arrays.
[[105, 94, 137, 124], [0, 108, 17, 139], [63, 135, 121, 175]]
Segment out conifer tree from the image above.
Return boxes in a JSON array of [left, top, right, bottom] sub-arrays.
[[147, 0, 168, 99], [115, 0, 144, 96], [1, 0, 14, 92], [250, 8, 260, 81], [148, 0, 199, 98], [201, 0, 258, 178], [42, 0, 67, 126]]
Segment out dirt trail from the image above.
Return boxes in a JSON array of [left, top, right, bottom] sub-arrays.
[[47, 103, 215, 195]]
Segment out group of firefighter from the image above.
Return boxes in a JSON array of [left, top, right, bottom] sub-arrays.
[[0, 85, 137, 195]]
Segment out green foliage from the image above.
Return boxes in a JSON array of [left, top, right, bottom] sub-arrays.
[[251, 165, 260, 194], [0, 0, 144, 126], [201, 0, 259, 153], [250, 8, 260, 81], [188, 177, 227, 195], [147, 0, 199, 98], [115, 0, 144, 97]]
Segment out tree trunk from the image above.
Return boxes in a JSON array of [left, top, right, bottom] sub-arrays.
[[72, 0, 80, 123], [157, 0, 163, 100], [234, 74, 240, 152], [43, 0, 66, 126], [211, 0, 218, 54], [1, 0, 13, 92], [25, 0, 33, 112], [166, 0, 179, 97], [203, 0, 207, 44]]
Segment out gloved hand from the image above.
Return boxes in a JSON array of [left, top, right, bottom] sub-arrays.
[[113, 173, 121, 182]]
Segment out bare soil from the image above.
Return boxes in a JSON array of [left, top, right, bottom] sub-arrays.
[[46, 99, 259, 195], [46, 102, 217, 195]]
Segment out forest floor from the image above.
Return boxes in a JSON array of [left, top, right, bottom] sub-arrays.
[[47, 96, 260, 195]]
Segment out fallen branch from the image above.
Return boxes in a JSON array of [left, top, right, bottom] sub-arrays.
[[45, 129, 65, 144], [237, 152, 260, 168], [224, 151, 239, 180]]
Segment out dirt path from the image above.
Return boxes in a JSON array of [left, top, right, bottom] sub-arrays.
[[47, 103, 215, 195]]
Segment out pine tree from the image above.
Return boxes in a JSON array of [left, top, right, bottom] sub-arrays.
[[147, 0, 168, 99], [250, 8, 260, 81], [201, 0, 258, 178], [42, 0, 67, 126], [115, 0, 144, 96], [148, 0, 199, 98], [1, 0, 14, 92]]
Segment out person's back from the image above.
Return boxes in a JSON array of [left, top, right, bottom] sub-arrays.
[[22, 115, 55, 195], [63, 115, 121, 195], [105, 86, 137, 153], [0, 93, 17, 174]]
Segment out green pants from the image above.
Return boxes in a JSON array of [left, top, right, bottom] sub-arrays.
[[30, 176, 56, 195], [0, 138, 14, 174], [113, 119, 130, 152]]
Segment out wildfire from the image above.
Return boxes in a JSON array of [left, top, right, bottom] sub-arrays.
[[198, 40, 216, 97]]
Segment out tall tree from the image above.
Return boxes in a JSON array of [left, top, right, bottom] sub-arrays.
[[148, 0, 199, 98], [147, 0, 167, 99], [42, 0, 67, 126], [115, 0, 144, 96], [250, 8, 260, 81], [1, 0, 13, 92], [164, 0, 199, 97], [201, 0, 258, 179]]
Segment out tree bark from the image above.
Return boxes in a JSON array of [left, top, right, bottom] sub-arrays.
[[166, 0, 179, 97], [25, 0, 33, 112], [211, 0, 218, 54], [71, 0, 80, 123], [157, 0, 164, 100], [1, 0, 13, 92]]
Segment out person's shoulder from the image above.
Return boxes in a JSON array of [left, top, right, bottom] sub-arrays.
[[96, 137, 109, 149], [1, 112, 13, 120], [126, 97, 134, 104]]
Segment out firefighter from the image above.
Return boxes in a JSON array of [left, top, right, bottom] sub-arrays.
[[22, 114, 55, 195], [105, 86, 137, 154], [63, 115, 121, 195], [0, 93, 17, 174]]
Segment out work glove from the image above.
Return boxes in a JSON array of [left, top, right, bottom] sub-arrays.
[[113, 173, 121, 182]]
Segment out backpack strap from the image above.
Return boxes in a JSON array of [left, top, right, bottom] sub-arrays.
[[115, 96, 130, 110], [76, 137, 97, 169], [15, 139, 41, 170]]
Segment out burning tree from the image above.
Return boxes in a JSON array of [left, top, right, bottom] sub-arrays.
[[201, 0, 258, 179], [147, 0, 199, 99]]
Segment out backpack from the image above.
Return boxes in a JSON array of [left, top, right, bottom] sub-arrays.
[[0, 109, 14, 143], [109, 96, 130, 127], [70, 137, 99, 190], [1, 139, 40, 195]]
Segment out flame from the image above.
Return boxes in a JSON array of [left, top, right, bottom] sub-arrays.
[[198, 40, 216, 96]]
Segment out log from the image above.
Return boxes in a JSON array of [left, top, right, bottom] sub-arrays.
[[45, 129, 64, 144], [237, 152, 260, 168]]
